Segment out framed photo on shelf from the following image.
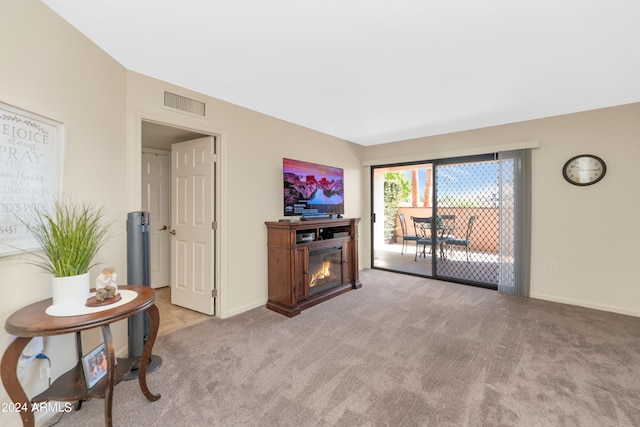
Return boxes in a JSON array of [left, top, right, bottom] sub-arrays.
[[82, 343, 108, 389]]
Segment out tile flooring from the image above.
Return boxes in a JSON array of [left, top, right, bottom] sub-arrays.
[[155, 286, 211, 336]]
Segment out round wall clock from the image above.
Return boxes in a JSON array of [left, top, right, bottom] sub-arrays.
[[562, 154, 606, 186]]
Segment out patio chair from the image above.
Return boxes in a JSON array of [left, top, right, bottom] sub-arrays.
[[437, 214, 457, 241], [397, 213, 419, 255], [445, 216, 477, 261], [411, 216, 442, 261]]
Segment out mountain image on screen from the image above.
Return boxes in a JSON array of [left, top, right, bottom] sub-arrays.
[[283, 158, 344, 216], [284, 173, 344, 203]]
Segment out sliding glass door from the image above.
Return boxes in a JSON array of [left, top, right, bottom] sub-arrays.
[[372, 162, 436, 277], [371, 155, 500, 289]]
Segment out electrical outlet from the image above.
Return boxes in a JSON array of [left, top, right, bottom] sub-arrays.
[[39, 367, 50, 379], [549, 262, 558, 273]]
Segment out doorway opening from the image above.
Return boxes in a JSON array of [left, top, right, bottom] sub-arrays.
[[141, 120, 218, 317]]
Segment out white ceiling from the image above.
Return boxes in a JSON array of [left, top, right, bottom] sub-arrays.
[[42, 0, 640, 146]]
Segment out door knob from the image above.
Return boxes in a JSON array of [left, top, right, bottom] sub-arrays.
[[159, 225, 168, 231], [170, 229, 176, 235]]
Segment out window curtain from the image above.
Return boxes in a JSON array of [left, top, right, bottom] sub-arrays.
[[498, 149, 531, 297]]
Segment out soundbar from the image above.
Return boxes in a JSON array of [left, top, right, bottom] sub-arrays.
[[300, 214, 340, 221]]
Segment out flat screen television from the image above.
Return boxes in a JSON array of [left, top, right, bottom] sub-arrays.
[[283, 158, 344, 217]]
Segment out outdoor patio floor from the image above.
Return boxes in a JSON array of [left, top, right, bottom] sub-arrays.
[[373, 242, 499, 285]]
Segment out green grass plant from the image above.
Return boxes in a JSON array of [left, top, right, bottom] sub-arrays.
[[25, 200, 108, 277]]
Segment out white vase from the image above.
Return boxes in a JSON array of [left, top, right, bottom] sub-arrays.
[[51, 272, 91, 309]]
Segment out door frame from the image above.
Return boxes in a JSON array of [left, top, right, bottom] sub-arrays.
[[130, 113, 226, 318]]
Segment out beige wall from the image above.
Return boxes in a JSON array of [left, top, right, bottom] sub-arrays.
[[363, 103, 640, 316]]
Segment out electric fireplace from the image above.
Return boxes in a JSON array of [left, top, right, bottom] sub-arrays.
[[308, 247, 343, 297]]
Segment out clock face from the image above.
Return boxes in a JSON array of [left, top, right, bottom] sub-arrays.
[[562, 155, 606, 186]]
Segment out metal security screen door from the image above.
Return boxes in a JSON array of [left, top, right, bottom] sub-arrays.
[[434, 156, 500, 287], [372, 154, 502, 289]]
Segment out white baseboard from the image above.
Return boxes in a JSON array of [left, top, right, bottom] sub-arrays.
[[530, 292, 640, 318]]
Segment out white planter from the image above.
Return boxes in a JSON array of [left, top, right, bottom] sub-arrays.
[[51, 272, 91, 310]]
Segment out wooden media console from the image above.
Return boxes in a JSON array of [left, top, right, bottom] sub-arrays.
[[265, 217, 361, 317]]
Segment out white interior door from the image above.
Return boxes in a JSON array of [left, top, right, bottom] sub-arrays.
[[142, 150, 171, 288], [170, 137, 215, 315]]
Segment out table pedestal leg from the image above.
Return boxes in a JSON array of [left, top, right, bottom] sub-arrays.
[[138, 304, 161, 402], [101, 325, 115, 427], [1, 337, 34, 427]]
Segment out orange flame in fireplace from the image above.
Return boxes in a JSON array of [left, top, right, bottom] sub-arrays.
[[310, 260, 332, 288]]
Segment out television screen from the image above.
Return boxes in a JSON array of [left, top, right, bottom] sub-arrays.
[[283, 158, 344, 217]]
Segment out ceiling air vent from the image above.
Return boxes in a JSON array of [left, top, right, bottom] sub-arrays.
[[163, 91, 206, 116]]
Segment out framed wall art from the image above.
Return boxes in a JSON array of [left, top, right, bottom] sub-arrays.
[[0, 101, 64, 256]]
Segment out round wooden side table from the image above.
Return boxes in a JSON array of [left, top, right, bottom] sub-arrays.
[[1, 285, 161, 427]]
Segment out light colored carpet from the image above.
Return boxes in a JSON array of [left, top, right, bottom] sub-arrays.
[[56, 269, 640, 426]]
